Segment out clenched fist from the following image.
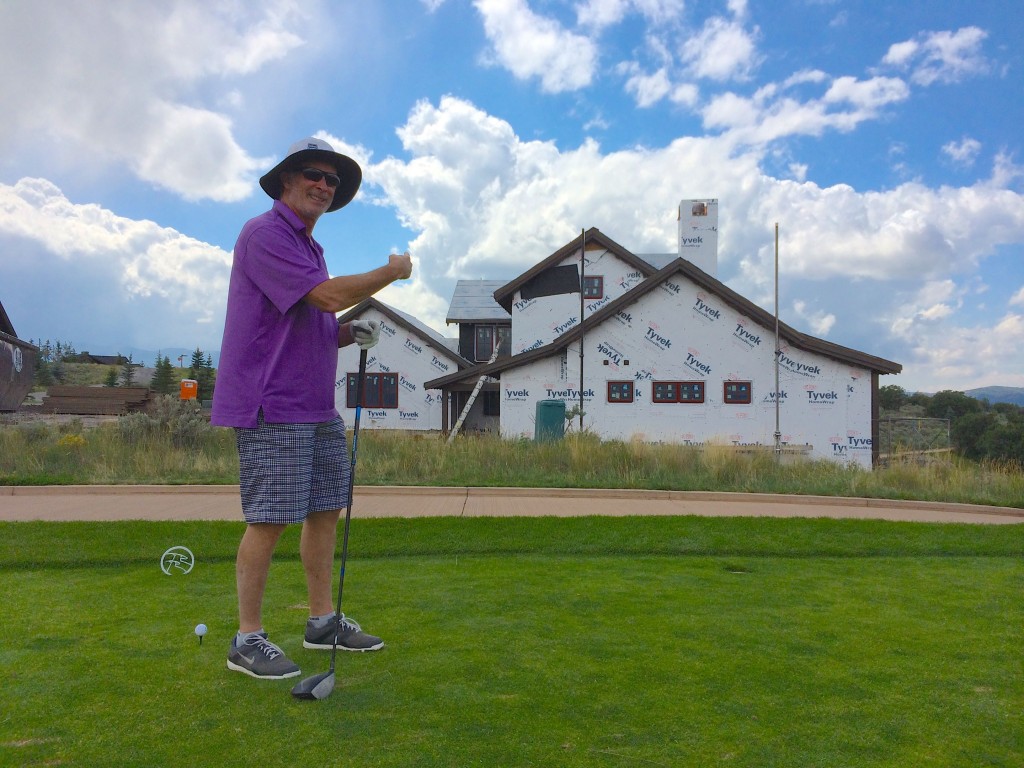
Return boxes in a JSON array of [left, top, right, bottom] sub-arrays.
[[390, 251, 413, 280]]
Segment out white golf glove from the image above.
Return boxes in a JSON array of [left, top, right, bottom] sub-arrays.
[[351, 319, 381, 350]]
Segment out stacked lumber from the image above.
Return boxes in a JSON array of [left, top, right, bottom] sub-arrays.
[[40, 386, 153, 415]]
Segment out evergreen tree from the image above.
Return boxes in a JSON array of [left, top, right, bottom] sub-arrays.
[[150, 354, 176, 395], [119, 354, 136, 386], [188, 348, 216, 402], [34, 358, 55, 387], [104, 367, 119, 387], [203, 352, 216, 400]]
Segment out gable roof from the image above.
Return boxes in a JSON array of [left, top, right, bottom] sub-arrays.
[[446, 280, 511, 324], [493, 227, 658, 313], [426, 255, 901, 390], [0, 299, 17, 338], [338, 297, 472, 367], [84, 354, 129, 366]]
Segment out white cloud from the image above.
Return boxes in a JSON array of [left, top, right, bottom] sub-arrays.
[[1010, 286, 1024, 307], [792, 300, 836, 336], [881, 27, 990, 86], [891, 311, 1024, 391], [823, 76, 909, 111], [576, 0, 630, 29], [0, 178, 230, 349], [828, 10, 848, 29], [783, 69, 829, 89], [576, 0, 684, 28], [882, 40, 919, 68], [942, 137, 983, 168], [988, 152, 1024, 190], [702, 92, 761, 130], [670, 83, 701, 107], [618, 63, 674, 108], [701, 73, 909, 145], [0, 0, 302, 202], [632, 0, 686, 23], [475, 0, 598, 93], [727, 0, 749, 19], [681, 17, 760, 82]]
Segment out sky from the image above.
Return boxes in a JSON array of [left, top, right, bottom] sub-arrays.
[[1, 0, 1022, 393]]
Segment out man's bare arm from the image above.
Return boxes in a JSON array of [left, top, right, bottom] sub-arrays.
[[306, 252, 413, 313]]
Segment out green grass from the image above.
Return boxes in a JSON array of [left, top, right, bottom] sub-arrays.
[[2, 423, 1023, 508], [1, 517, 1022, 767]]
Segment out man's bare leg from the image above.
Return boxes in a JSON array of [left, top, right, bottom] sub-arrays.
[[236, 523, 287, 633], [300, 509, 342, 616]]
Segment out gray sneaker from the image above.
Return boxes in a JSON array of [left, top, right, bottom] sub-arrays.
[[227, 633, 301, 679], [304, 614, 384, 652]]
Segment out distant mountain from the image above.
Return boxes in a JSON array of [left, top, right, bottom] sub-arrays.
[[965, 386, 1024, 407]]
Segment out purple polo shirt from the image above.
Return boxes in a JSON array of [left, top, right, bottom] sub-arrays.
[[211, 200, 340, 427]]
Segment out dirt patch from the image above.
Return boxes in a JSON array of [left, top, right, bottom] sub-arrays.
[[0, 408, 119, 429]]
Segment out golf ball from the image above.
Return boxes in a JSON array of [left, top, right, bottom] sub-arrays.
[[195, 623, 208, 637]]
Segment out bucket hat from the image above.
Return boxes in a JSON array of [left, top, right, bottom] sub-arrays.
[[259, 137, 362, 212]]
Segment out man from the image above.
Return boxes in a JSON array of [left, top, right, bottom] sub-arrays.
[[211, 137, 413, 680]]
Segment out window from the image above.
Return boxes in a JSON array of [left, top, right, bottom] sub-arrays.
[[608, 381, 634, 403], [652, 381, 705, 403], [678, 382, 704, 402], [483, 390, 500, 416], [724, 381, 752, 404], [582, 275, 604, 299], [474, 325, 511, 362], [347, 372, 398, 408]]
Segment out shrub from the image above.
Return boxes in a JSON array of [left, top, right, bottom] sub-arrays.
[[14, 422, 55, 446], [150, 395, 211, 448], [116, 397, 210, 448], [117, 412, 157, 445]]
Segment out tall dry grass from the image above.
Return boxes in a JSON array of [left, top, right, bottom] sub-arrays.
[[0, 420, 1021, 508]]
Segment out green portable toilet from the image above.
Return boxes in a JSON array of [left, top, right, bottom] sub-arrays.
[[535, 399, 566, 442]]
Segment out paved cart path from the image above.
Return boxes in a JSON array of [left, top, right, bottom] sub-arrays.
[[1, 485, 1021, 524]]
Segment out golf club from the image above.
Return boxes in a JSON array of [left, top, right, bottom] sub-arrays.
[[291, 347, 368, 701]]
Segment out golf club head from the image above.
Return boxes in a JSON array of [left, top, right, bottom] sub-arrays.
[[290, 671, 335, 700]]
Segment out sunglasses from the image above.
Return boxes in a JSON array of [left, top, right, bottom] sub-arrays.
[[300, 168, 341, 188]]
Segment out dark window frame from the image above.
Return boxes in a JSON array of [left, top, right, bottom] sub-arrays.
[[582, 275, 604, 299], [607, 381, 634, 403], [347, 372, 399, 409], [652, 381, 705, 404], [723, 380, 752, 405], [474, 324, 512, 362]]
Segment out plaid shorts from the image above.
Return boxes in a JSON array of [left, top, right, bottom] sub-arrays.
[[235, 413, 351, 525]]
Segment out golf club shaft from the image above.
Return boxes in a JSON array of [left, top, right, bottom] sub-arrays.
[[328, 347, 368, 674]]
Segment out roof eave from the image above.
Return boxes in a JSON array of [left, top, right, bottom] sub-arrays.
[[492, 227, 659, 313], [339, 297, 473, 369]]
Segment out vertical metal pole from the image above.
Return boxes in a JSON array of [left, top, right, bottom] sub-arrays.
[[578, 228, 585, 432], [774, 223, 782, 461]]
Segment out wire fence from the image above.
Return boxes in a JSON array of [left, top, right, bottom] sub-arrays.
[[878, 417, 951, 464]]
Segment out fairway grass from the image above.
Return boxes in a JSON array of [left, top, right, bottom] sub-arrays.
[[1, 517, 1021, 767]]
